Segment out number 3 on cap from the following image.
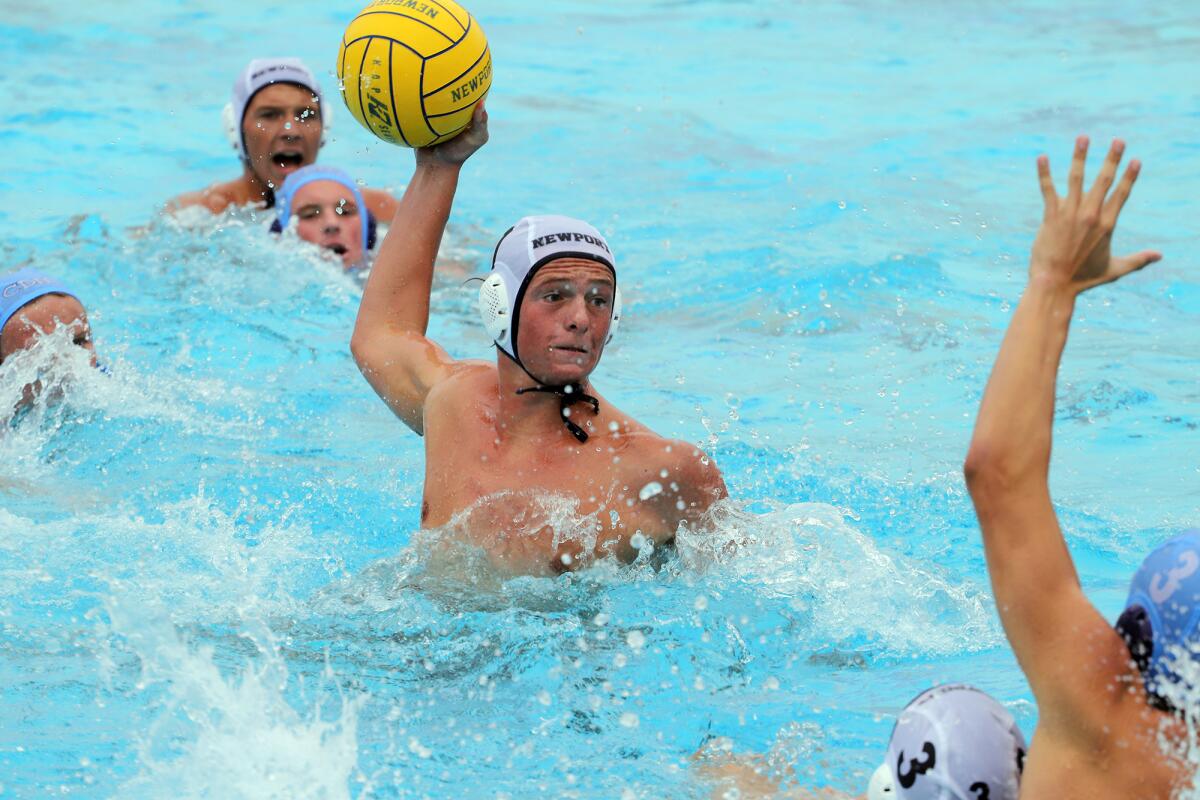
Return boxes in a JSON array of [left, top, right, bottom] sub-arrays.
[[896, 742, 936, 789], [1150, 551, 1200, 604]]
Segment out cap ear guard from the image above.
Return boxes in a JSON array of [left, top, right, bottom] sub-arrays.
[[318, 96, 331, 147], [366, 212, 377, 250], [222, 102, 241, 154], [606, 287, 622, 345], [867, 763, 895, 800], [1116, 604, 1155, 676], [479, 272, 510, 346]]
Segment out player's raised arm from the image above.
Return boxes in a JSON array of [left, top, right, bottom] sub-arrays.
[[350, 104, 489, 434], [963, 138, 1160, 710]]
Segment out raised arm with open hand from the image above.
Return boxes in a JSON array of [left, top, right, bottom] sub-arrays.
[[350, 103, 489, 434], [964, 138, 1160, 737]]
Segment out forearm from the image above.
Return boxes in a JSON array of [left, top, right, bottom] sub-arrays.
[[354, 162, 462, 340], [965, 276, 1076, 490]]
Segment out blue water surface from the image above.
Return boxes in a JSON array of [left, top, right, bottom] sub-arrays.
[[1, 1, 1199, 797]]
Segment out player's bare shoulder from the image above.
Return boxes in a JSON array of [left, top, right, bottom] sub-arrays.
[[423, 360, 498, 417], [606, 415, 726, 521], [168, 179, 244, 215]]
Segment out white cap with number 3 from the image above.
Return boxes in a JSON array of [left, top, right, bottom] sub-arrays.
[[880, 684, 1025, 800]]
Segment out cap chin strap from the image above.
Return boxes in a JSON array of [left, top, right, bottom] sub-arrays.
[[501, 348, 600, 443]]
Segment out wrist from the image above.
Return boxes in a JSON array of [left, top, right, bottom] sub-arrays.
[[410, 159, 463, 190], [1023, 274, 1077, 316]]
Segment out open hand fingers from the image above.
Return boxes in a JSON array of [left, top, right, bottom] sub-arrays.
[[1088, 139, 1124, 207], [1105, 250, 1163, 286], [1067, 135, 1089, 202], [1037, 155, 1057, 211], [1102, 159, 1140, 222]]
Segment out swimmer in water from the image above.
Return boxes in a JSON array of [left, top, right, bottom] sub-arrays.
[[271, 165, 376, 270], [1, 269, 93, 365], [694, 683, 1024, 800], [964, 138, 1192, 799], [169, 58, 397, 219], [1, 268, 95, 411], [351, 104, 727, 575]]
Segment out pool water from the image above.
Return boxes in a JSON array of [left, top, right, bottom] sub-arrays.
[[2, 1, 1199, 797]]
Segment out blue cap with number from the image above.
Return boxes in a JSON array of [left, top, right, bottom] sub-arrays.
[[882, 684, 1025, 800], [1118, 530, 1200, 702]]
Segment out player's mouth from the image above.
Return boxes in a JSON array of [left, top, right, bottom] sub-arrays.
[[325, 243, 349, 256], [272, 150, 304, 172]]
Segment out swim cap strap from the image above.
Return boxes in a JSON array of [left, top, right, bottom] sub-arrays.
[[515, 383, 600, 443]]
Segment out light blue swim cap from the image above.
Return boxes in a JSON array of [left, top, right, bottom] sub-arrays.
[[1119, 530, 1200, 701], [0, 268, 79, 335], [272, 165, 371, 255], [882, 684, 1025, 800]]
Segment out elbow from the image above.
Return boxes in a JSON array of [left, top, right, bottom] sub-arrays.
[[963, 440, 1021, 504], [349, 328, 373, 371], [962, 444, 990, 490]]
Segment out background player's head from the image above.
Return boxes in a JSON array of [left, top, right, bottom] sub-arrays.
[[0, 269, 92, 366], [1116, 530, 1200, 713], [272, 166, 375, 269], [224, 58, 327, 192], [875, 684, 1025, 800]]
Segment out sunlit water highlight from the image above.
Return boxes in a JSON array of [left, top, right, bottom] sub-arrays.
[[2, 0, 1199, 797]]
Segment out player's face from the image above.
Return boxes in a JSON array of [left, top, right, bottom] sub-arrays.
[[516, 259, 615, 385], [0, 294, 94, 364], [242, 83, 322, 189], [290, 180, 364, 268]]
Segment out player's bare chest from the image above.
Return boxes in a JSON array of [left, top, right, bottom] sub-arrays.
[[425, 421, 662, 522]]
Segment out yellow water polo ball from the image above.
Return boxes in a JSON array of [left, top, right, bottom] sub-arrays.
[[337, 0, 492, 148]]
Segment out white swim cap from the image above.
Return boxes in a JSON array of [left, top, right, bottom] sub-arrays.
[[223, 57, 328, 161], [883, 684, 1025, 800], [479, 214, 621, 366]]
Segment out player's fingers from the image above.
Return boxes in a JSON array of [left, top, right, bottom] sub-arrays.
[[1103, 159, 1141, 220], [1088, 138, 1124, 205], [1066, 135, 1089, 203], [1037, 155, 1057, 210], [1115, 249, 1162, 277]]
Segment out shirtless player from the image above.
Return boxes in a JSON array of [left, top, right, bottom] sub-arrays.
[[965, 137, 1197, 799], [170, 58, 396, 219], [350, 106, 726, 574]]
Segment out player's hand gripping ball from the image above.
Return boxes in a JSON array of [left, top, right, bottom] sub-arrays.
[[338, 0, 492, 147]]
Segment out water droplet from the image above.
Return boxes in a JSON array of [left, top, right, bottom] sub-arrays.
[[626, 630, 646, 650], [537, 689, 552, 706], [619, 712, 640, 728], [593, 613, 610, 627], [764, 676, 781, 691], [613, 653, 628, 668], [694, 595, 709, 611], [638, 481, 663, 501]]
